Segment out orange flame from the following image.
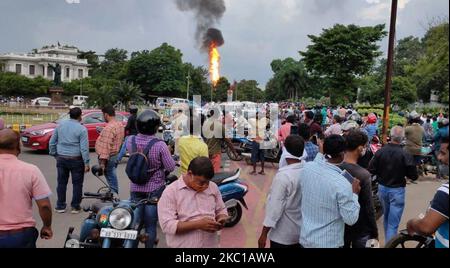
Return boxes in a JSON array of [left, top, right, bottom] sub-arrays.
[[209, 43, 220, 87]]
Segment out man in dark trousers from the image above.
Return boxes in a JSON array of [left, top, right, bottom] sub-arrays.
[[49, 107, 90, 214], [369, 126, 418, 245], [340, 130, 378, 248]]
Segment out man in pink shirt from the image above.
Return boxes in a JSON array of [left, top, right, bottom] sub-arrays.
[[158, 157, 229, 248], [277, 115, 295, 145], [0, 129, 53, 248], [324, 115, 343, 137]]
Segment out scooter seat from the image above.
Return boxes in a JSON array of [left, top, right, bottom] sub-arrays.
[[212, 169, 240, 185]]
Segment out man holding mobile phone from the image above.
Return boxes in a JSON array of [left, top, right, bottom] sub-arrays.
[[158, 157, 229, 248], [298, 135, 361, 248], [339, 130, 378, 248]]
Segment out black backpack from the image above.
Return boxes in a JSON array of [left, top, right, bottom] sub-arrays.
[[126, 136, 161, 185]]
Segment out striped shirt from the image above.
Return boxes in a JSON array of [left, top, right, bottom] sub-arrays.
[[95, 120, 125, 159], [158, 177, 228, 248], [126, 134, 176, 193], [303, 142, 319, 162], [264, 162, 304, 245], [430, 184, 449, 248], [298, 153, 360, 248]]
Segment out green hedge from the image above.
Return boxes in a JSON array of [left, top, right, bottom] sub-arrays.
[[356, 107, 407, 132]]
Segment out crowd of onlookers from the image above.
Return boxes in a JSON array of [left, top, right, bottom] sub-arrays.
[[0, 102, 448, 249]]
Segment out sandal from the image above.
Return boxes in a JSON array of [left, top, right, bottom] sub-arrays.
[[249, 171, 257, 175]]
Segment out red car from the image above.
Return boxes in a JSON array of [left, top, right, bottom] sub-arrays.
[[20, 110, 130, 151]]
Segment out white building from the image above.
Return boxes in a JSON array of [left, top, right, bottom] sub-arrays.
[[0, 44, 89, 82]]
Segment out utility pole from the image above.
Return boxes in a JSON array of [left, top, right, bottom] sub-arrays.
[[186, 70, 191, 101], [382, 0, 398, 144]]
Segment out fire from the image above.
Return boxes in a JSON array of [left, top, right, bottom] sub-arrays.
[[209, 43, 220, 87]]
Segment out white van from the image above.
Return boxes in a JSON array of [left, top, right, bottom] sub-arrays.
[[31, 97, 51, 107], [171, 98, 189, 105], [73, 95, 88, 107]]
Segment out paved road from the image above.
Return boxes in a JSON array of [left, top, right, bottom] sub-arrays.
[[18, 148, 443, 248]]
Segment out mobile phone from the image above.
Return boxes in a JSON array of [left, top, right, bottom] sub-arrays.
[[341, 170, 354, 184], [290, 125, 299, 135]]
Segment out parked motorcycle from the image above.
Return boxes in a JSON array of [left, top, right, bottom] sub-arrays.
[[64, 167, 249, 248], [385, 229, 435, 248], [417, 142, 439, 177], [64, 166, 178, 248]]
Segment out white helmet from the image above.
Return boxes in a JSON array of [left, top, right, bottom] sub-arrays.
[[341, 120, 359, 132]]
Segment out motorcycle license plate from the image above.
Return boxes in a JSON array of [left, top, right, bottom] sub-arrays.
[[100, 228, 138, 240]]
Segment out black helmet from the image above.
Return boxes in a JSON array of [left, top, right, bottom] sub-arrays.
[[129, 105, 138, 114], [136, 110, 161, 135]]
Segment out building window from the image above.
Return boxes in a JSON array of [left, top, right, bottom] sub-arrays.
[[29, 65, 35, 75], [15, 64, 22, 74], [78, 69, 83, 78], [65, 67, 70, 78]]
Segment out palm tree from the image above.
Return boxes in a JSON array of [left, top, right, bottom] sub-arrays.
[[279, 63, 308, 101], [113, 81, 144, 109], [87, 85, 116, 108]]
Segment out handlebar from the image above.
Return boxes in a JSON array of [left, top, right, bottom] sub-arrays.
[[84, 192, 102, 198]]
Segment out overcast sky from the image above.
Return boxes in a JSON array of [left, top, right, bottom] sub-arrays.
[[0, 0, 448, 88]]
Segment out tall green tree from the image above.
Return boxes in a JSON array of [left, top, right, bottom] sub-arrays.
[[358, 75, 383, 105], [411, 21, 449, 103], [236, 80, 265, 102], [97, 48, 128, 80], [127, 43, 185, 97], [212, 77, 230, 102], [265, 58, 310, 101], [391, 77, 418, 109], [394, 36, 424, 76], [78, 50, 100, 76], [300, 24, 387, 105], [183, 63, 210, 98], [271, 58, 309, 100]]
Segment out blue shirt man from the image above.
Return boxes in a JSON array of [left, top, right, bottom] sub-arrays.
[[406, 138, 449, 248], [49, 108, 89, 214], [298, 135, 360, 248]]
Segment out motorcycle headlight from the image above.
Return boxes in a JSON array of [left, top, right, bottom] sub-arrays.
[[108, 207, 132, 230]]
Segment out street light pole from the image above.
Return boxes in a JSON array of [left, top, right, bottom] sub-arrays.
[[186, 70, 191, 101], [382, 0, 398, 144], [80, 78, 83, 96]]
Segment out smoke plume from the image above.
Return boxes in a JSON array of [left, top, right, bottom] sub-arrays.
[[175, 0, 226, 51]]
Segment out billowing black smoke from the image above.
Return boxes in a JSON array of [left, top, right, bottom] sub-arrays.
[[203, 28, 224, 49], [175, 0, 226, 51]]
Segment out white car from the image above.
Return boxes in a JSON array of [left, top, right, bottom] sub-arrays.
[[73, 95, 88, 107], [31, 97, 51, 107]]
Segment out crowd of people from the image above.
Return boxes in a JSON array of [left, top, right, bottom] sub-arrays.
[[0, 102, 448, 248]]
